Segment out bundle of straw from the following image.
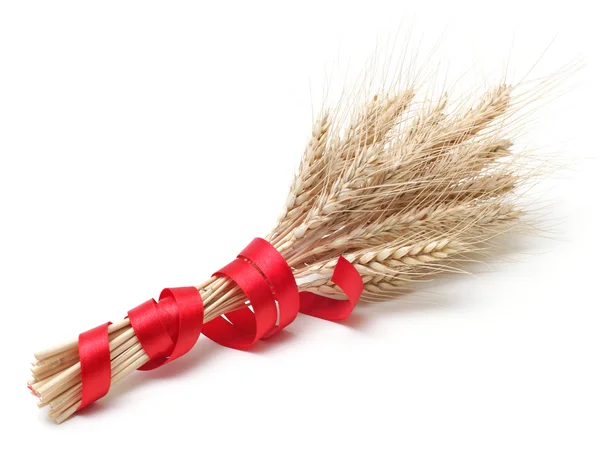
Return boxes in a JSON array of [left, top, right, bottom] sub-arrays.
[[29, 69, 548, 423]]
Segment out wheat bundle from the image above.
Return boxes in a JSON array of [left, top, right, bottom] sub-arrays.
[[29, 63, 553, 423]]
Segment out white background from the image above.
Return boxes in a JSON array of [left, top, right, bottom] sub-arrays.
[[1, 1, 598, 462]]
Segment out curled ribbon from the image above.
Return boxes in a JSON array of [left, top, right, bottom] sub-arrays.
[[77, 238, 363, 410]]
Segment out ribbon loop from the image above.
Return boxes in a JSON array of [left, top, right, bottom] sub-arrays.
[[299, 256, 364, 321], [78, 322, 112, 410], [203, 258, 278, 349], [239, 238, 299, 335], [128, 287, 204, 371]]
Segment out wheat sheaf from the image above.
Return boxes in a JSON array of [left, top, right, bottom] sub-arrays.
[[29, 56, 566, 423]]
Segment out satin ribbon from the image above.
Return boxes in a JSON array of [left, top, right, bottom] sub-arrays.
[[78, 323, 111, 409], [77, 238, 363, 410], [299, 255, 363, 321], [128, 287, 205, 371]]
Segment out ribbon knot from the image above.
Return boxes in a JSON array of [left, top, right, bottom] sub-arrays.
[[77, 238, 363, 411]]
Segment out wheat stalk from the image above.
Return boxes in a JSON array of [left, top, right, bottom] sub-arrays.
[[29, 63, 551, 423]]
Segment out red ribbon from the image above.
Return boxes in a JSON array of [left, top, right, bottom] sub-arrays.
[[299, 255, 363, 321], [78, 322, 111, 410], [76, 238, 363, 410], [202, 238, 301, 348], [128, 287, 205, 371]]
